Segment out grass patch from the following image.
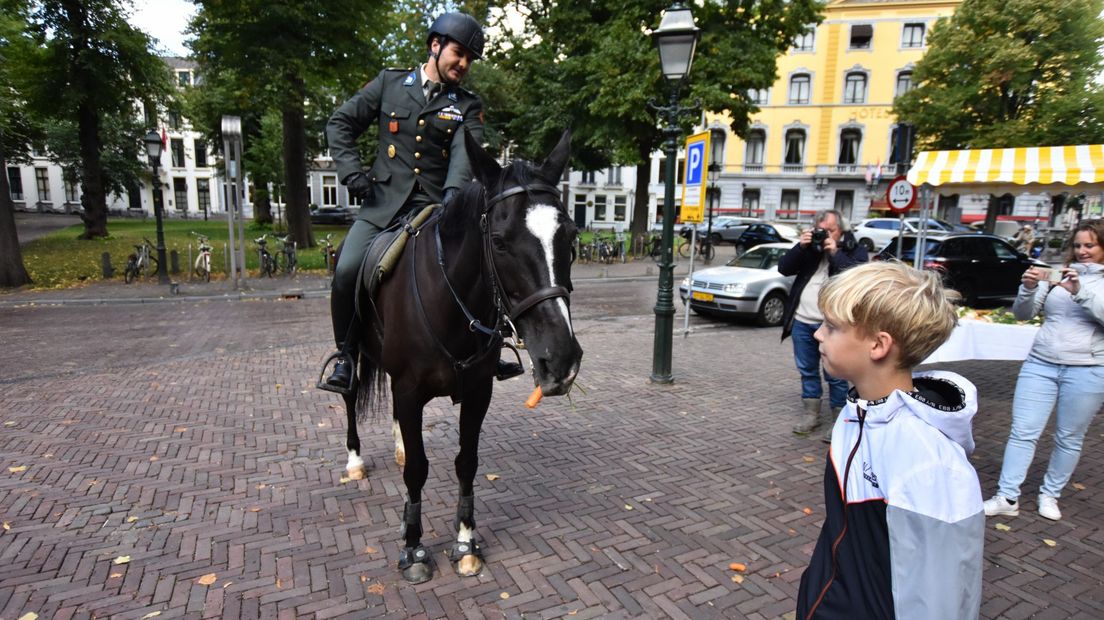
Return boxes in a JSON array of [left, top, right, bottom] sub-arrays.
[[19, 219, 350, 289]]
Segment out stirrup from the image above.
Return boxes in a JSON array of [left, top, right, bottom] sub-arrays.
[[316, 351, 356, 396]]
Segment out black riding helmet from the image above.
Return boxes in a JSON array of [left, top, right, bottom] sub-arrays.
[[427, 12, 484, 60]]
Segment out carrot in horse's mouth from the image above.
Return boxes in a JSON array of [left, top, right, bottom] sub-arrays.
[[525, 386, 543, 409]]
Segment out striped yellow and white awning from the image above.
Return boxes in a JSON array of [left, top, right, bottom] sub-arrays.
[[907, 144, 1104, 195]]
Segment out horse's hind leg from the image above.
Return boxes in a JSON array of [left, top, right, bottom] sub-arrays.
[[343, 391, 366, 480], [393, 415, 405, 467], [394, 389, 432, 583], [452, 378, 492, 577]]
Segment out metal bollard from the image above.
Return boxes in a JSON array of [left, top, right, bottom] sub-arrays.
[[101, 252, 115, 278], [169, 249, 180, 274]]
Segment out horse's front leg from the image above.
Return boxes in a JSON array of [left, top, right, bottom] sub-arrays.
[[394, 388, 432, 583], [343, 391, 366, 480], [452, 377, 492, 577]]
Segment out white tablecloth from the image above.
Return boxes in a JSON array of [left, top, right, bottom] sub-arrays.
[[922, 320, 1040, 364]]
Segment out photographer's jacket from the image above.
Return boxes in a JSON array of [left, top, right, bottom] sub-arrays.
[[778, 234, 868, 340], [796, 371, 984, 620], [326, 67, 484, 228]]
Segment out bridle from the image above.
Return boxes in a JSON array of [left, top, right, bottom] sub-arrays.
[[480, 181, 572, 323]]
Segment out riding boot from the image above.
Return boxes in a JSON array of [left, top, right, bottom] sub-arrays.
[[496, 359, 524, 381], [792, 398, 822, 436], [326, 357, 354, 389], [822, 406, 842, 444]]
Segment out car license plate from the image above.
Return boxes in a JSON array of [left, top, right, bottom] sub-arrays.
[[691, 291, 714, 302]]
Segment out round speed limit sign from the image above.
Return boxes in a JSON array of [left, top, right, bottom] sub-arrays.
[[886, 176, 917, 214]]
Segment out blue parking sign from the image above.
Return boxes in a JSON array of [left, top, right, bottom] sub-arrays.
[[680, 132, 710, 223]]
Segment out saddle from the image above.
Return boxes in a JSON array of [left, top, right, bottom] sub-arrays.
[[360, 204, 441, 300]]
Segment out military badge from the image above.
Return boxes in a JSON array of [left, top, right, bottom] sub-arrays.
[[389, 120, 399, 133], [403, 72, 416, 87]]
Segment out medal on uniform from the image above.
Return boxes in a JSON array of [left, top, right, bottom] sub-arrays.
[[387, 144, 396, 158], [389, 119, 399, 133]]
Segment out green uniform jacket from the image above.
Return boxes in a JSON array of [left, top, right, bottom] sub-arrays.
[[326, 67, 485, 228]]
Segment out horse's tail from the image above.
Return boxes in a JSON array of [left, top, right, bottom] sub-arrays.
[[354, 351, 388, 425]]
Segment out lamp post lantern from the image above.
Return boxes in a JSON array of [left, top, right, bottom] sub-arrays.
[[650, 2, 700, 384], [143, 129, 170, 285], [706, 124, 726, 247]]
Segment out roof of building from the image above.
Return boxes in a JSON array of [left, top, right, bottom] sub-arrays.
[[162, 57, 197, 70]]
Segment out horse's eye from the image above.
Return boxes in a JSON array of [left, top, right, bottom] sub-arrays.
[[492, 236, 508, 252]]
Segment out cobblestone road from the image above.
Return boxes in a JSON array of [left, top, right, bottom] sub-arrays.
[[0, 294, 1101, 619]]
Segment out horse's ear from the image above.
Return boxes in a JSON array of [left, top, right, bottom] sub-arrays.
[[463, 128, 501, 187], [540, 129, 572, 183]]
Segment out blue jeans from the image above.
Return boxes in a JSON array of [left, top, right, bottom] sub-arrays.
[[996, 357, 1104, 500], [792, 319, 849, 408]]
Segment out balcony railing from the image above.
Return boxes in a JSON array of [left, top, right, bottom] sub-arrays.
[[781, 164, 806, 173], [743, 164, 764, 172]]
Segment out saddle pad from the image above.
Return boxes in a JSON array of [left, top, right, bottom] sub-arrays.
[[361, 204, 441, 298]]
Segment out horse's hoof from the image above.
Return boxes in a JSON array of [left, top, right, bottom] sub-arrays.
[[456, 554, 482, 577], [402, 561, 433, 584], [346, 466, 366, 480], [394, 448, 405, 468]]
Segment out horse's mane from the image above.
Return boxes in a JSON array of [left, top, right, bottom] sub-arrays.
[[440, 159, 541, 235]]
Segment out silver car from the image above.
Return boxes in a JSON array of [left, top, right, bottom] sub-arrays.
[[678, 242, 795, 326]]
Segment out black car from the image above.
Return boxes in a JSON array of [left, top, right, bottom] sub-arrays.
[[875, 233, 1048, 306], [715, 222, 801, 250], [310, 206, 356, 225]]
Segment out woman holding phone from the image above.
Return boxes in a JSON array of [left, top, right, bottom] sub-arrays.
[[984, 219, 1104, 521]]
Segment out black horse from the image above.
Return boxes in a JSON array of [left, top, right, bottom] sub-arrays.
[[341, 129, 583, 583]]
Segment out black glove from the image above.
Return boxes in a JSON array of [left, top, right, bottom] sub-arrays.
[[344, 172, 373, 202], [443, 187, 458, 205]]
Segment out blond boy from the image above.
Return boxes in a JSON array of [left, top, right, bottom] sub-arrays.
[[795, 261, 984, 620]]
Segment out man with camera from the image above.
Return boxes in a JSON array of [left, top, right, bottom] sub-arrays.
[[778, 209, 868, 440]]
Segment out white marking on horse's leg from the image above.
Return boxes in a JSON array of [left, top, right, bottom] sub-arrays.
[[455, 522, 482, 575], [526, 204, 575, 335], [393, 419, 405, 467], [346, 449, 365, 480], [457, 522, 474, 543]]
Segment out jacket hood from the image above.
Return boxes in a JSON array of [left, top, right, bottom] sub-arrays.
[[845, 370, 978, 455]]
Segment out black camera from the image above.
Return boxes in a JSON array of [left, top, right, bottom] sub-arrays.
[[810, 227, 829, 251]]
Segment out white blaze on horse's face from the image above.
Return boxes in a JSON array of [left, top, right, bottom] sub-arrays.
[[525, 203, 573, 334]]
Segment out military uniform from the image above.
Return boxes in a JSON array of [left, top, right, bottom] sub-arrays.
[[325, 66, 485, 348]]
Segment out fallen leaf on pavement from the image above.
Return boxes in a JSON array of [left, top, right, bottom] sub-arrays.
[[110, 572, 123, 579], [197, 573, 217, 586], [127, 517, 138, 523], [994, 523, 1011, 531], [803, 507, 813, 515], [339, 477, 352, 484], [2, 522, 10, 531], [729, 562, 747, 572], [731, 574, 745, 584], [18, 613, 39, 620], [141, 612, 162, 619], [9, 466, 27, 473], [367, 582, 385, 595], [1071, 483, 1086, 491], [113, 555, 131, 564], [802, 455, 815, 463], [364, 546, 378, 554], [624, 504, 633, 510], [500, 592, 510, 600], [485, 474, 500, 481], [1042, 539, 1056, 547]]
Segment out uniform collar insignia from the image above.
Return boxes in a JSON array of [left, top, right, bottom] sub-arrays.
[[448, 90, 458, 102], [403, 72, 416, 87]]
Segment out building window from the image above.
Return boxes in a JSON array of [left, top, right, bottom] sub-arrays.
[[177, 71, 191, 86], [658, 158, 686, 183], [322, 175, 338, 206], [794, 27, 815, 52], [168, 111, 182, 130], [745, 130, 765, 170], [895, 71, 914, 98], [849, 24, 873, 49], [784, 129, 806, 168], [843, 72, 867, 104], [171, 138, 185, 167], [902, 23, 925, 48], [7, 168, 23, 201], [173, 178, 188, 210], [788, 74, 810, 104], [780, 190, 800, 215], [834, 190, 855, 221], [748, 88, 769, 105], [197, 178, 211, 213], [594, 194, 608, 220], [64, 178, 78, 203], [574, 194, 586, 215], [838, 129, 862, 166], [742, 189, 760, 215], [614, 195, 626, 221], [608, 166, 622, 185], [35, 167, 50, 202], [193, 139, 208, 167], [581, 170, 596, 185]]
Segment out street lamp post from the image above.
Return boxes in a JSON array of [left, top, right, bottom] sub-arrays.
[[143, 130, 170, 285], [706, 125, 726, 247], [650, 2, 700, 384]]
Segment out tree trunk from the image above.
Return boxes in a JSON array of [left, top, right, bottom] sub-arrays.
[[253, 187, 273, 224], [629, 142, 653, 240], [982, 194, 999, 234], [281, 78, 314, 249], [0, 140, 33, 288]]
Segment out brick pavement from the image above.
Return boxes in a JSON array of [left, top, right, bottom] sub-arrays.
[[0, 289, 1102, 618]]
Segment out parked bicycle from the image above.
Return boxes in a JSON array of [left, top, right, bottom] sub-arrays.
[[192, 232, 213, 282], [679, 234, 716, 261], [275, 234, 297, 276], [255, 235, 276, 277], [123, 238, 157, 283], [321, 233, 337, 274]]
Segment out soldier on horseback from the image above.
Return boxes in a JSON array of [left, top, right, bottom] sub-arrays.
[[323, 12, 523, 391]]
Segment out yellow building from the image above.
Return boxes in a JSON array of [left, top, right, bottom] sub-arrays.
[[709, 0, 963, 223]]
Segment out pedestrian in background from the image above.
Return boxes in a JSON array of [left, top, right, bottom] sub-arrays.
[[779, 209, 868, 440], [796, 261, 983, 620], [983, 219, 1104, 522]]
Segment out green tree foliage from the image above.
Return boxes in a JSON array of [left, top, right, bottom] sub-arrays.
[[894, 0, 1104, 149], [187, 0, 396, 248], [492, 0, 824, 237], [16, 0, 173, 239]]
